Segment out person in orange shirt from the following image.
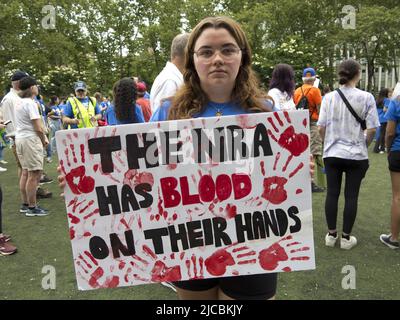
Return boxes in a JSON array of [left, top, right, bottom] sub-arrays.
[[136, 82, 152, 122], [294, 67, 324, 193]]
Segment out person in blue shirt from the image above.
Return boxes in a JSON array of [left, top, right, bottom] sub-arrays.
[[151, 16, 284, 301], [105, 78, 145, 125], [62, 81, 102, 129], [380, 97, 400, 249], [373, 88, 390, 153]]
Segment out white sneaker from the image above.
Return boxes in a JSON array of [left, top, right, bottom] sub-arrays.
[[340, 236, 357, 250], [0, 160, 7, 164], [325, 233, 338, 247], [0, 166, 7, 172]]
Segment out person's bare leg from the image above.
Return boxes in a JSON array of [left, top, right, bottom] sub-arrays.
[[390, 171, 400, 241], [218, 289, 275, 300], [176, 287, 218, 300], [19, 169, 28, 204], [26, 170, 41, 207]]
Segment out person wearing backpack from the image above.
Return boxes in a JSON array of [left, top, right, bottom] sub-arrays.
[[294, 67, 324, 192], [62, 81, 102, 129]]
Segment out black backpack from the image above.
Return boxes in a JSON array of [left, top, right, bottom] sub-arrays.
[[296, 87, 311, 110]]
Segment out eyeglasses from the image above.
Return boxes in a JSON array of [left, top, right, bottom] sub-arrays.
[[193, 45, 243, 63]]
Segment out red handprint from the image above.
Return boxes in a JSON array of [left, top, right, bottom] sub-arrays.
[[185, 254, 204, 280], [258, 235, 310, 272], [75, 251, 120, 289], [129, 245, 182, 283], [61, 133, 95, 195], [204, 244, 257, 276], [260, 155, 304, 205], [267, 111, 309, 157]]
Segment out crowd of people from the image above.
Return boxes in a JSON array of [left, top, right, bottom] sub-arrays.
[[0, 15, 399, 299]]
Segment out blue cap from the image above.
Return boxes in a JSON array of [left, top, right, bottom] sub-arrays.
[[74, 81, 87, 91], [302, 67, 316, 78]]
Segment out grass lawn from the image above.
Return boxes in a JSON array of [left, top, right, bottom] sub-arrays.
[[0, 145, 398, 300]]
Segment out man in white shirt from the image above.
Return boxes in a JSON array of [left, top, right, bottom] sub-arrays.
[[150, 33, 190, 113], [0, 70, 28, 175]]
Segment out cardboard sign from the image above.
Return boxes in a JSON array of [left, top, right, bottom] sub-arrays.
[[56, 110, 315, 290]]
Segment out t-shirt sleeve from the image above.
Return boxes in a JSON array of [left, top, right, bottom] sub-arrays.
[[152, 80, 178, 110], [365, 93, 380, 129], [267, 89, 280, 111], [94, 103, 102, 115], [28, 101, 41, 120], [135, 105, 145, 123], [385, 100, 400, 122], [150, 100, 171, 122], [62, 102, 74, 118], [317, 96, 328, 127]]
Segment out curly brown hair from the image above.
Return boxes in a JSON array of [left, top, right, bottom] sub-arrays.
[[168, 16, 272, 120], [113, 77, 138, 122]]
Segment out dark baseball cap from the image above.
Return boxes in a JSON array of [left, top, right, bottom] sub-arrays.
[[11, 70, 29, 81], [74, 81, 87, 91], [19, 76, 37, 90]]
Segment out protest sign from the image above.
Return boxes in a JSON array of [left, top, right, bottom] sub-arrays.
[[56, 110, 315, 290]]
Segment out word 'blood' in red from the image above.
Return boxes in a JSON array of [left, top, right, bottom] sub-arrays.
[[161, 174, 252, 208]]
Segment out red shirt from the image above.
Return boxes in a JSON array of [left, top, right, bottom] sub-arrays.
[[136, 98, 152, 122]]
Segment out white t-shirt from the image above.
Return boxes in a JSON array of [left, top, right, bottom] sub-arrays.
[[267, 88, 296, 111], [150, 61, 183, 113], [317, 87, 380, 160], [15, 98, 41, 139], [0, 88, 22, 136]]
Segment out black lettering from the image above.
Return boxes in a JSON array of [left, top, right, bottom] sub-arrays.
[[202, 218, 214, 246], [275, 209, 289, 236], [227, 125, 248, 160], [252, 123, 273, 157], [89, 236, 109, 259], [88, 136, 121, 173], [187, 221, 204, 248], [288, 206, 302, 233], [252, 211, 266, 240], [135, 183, 153, 208], [235, 213, 254, 243], [263, 210, 280, 237], [212, 217, 232, 247], [96, 186, 121, 216], [121, 184, 139, 212], [110, 230, 136, 258], [168, 224, 189, 252], [144, 228, 169, 254], [126, 133, 158, 169]]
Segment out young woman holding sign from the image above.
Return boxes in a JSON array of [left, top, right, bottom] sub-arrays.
[[151, 16, 288, 300], [59, 16, 314, 300]]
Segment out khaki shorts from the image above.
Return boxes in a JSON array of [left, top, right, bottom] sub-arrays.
[[11, 141, 22, 169], [310, 122, 323, 156], [16, 136, 44, 171]]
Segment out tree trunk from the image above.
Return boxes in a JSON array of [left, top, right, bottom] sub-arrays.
[[368, 61, 374, 93]]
